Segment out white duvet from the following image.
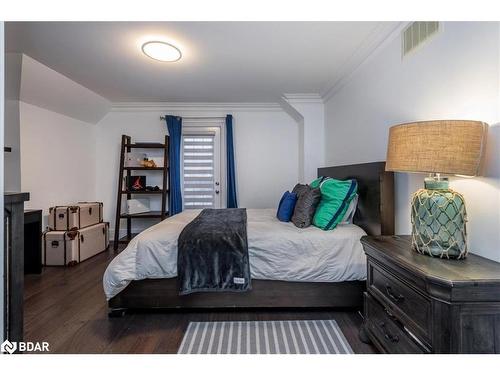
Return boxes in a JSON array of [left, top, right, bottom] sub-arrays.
[[103, 209, 367, 299]]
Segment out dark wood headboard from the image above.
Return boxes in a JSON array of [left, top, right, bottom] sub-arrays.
[[317, 162, 394, 236]]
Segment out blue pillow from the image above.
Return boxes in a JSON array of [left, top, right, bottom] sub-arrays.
[[277, 191, 298, 222]]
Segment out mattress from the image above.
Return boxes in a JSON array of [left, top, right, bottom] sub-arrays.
[[103, 208, 367, 300]]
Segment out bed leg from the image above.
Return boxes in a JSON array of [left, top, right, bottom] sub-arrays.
[[108, 308, 128, 318]]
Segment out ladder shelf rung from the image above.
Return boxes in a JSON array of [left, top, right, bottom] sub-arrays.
[[121, 190, 167, 194], [123, 167, 166, 170], [125, 143, 166, 149], [120, 211, 169, 219]]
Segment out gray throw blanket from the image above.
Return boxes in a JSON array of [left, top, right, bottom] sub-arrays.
[[177, 208, 251, 295]]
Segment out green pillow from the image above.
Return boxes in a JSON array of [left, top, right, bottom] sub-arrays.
[[310, 177, 358, 230]]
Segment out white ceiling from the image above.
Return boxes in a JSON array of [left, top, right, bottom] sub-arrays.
[[6, 22, 398, 103]]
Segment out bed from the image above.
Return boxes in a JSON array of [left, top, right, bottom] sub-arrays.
[[106, 162, 394, 315]]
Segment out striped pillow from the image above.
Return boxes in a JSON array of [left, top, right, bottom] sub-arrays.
[[310, 177, 358, 230]]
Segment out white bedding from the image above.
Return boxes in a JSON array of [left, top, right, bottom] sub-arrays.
[[103, 208, 367, 299]]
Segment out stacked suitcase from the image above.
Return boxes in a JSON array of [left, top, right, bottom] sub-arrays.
[[43, 202, 109, 266]]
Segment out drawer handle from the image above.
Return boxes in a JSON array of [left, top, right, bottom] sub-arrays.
[[379, 322, 400, 343], [384, 308, 398, 321], [385, 284, 405, 303]]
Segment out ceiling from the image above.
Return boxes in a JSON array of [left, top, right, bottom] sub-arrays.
[[6, 22, 397, 103]]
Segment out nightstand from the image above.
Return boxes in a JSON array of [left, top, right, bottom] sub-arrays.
[[360, 235, 500, 354]]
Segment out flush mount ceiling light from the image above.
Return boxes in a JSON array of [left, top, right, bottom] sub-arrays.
[[141, 41, 182, 62]]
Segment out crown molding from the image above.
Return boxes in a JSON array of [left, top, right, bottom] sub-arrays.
[[321, 22, 410, 102], [282, 93, 323, 104], [110, 102, 283, 112]]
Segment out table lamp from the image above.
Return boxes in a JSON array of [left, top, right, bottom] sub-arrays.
[[386, 120, 488, 259]]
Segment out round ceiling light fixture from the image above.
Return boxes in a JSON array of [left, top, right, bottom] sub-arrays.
[[141, 41, 182, 62]]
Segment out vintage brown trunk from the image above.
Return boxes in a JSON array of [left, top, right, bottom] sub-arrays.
[[48, 202, 103, 231], [44, 222, 109, 266]]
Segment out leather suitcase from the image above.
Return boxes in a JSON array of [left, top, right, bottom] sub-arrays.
[[48, 202, 103, 231], [43, 222, 109, 266]]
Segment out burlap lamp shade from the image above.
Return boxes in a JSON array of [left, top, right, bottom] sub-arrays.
[[386, 120, 488, 176], [385, 120, 489, 259]]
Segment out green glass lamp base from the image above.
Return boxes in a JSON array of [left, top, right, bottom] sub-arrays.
[[411, 178, 468, 260]]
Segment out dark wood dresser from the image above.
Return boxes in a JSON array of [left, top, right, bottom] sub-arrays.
[[361, 235, 500, 354], [4, 192, 30, 346]]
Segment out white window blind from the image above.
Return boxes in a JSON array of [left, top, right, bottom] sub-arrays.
[[182, 134, 216, 209]]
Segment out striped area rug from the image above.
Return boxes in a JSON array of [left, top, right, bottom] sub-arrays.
[[178, 320, 353, 354]]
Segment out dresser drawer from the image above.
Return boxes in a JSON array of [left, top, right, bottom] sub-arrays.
[[365, 293, 427, 354], [368, 260, 431, 344]]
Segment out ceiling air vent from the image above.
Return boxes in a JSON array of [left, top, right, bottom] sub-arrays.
[[402, 22, 439, 57]]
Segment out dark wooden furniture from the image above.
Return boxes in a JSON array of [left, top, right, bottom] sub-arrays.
[[113, 134, 170, 250], [24, 209, 42, 274], [4, 192, 30, 346], [361, 235, 500, 353], [108, 162, 394, 315]]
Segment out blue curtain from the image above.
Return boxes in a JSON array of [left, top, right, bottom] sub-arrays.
[[165, 115, 183, 215], [226, 114, 238, 208]]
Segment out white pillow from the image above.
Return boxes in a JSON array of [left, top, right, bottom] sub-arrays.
[[340, 194, 358, 224]]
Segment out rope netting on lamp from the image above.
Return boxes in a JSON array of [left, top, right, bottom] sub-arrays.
[[411, 188, 467, 259]]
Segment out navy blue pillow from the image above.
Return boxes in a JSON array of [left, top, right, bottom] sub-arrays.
[[277, 191, 298, 222]]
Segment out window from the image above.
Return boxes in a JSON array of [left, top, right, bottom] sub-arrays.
[[182, 127, 222, 209]]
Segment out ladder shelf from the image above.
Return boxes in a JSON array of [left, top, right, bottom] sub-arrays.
[[113, 134, 170, 250]]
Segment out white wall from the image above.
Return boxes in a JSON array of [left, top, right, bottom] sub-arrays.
[[4, 100, 21, 192], [4, 53, 22, 191], [324, 22, 500, 261], [283, 95, 325, 182], [96, 107, 299, 236], [20, 102, 97, 228], [4, 53, 110, 197]]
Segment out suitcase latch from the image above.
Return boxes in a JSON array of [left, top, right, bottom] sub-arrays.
[[58, 213, 65, 219], [66, 231, 78, 240], [51, 240, 59, 248], [89, 207, 93, 215]]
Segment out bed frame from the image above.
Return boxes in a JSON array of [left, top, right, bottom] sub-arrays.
[[108, 162, 394, 316]]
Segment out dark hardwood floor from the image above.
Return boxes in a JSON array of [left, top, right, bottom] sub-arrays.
[[24, 245, 376, 354]]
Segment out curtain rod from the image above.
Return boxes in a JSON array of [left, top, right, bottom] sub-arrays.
[[160, 116, 226, 121]]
